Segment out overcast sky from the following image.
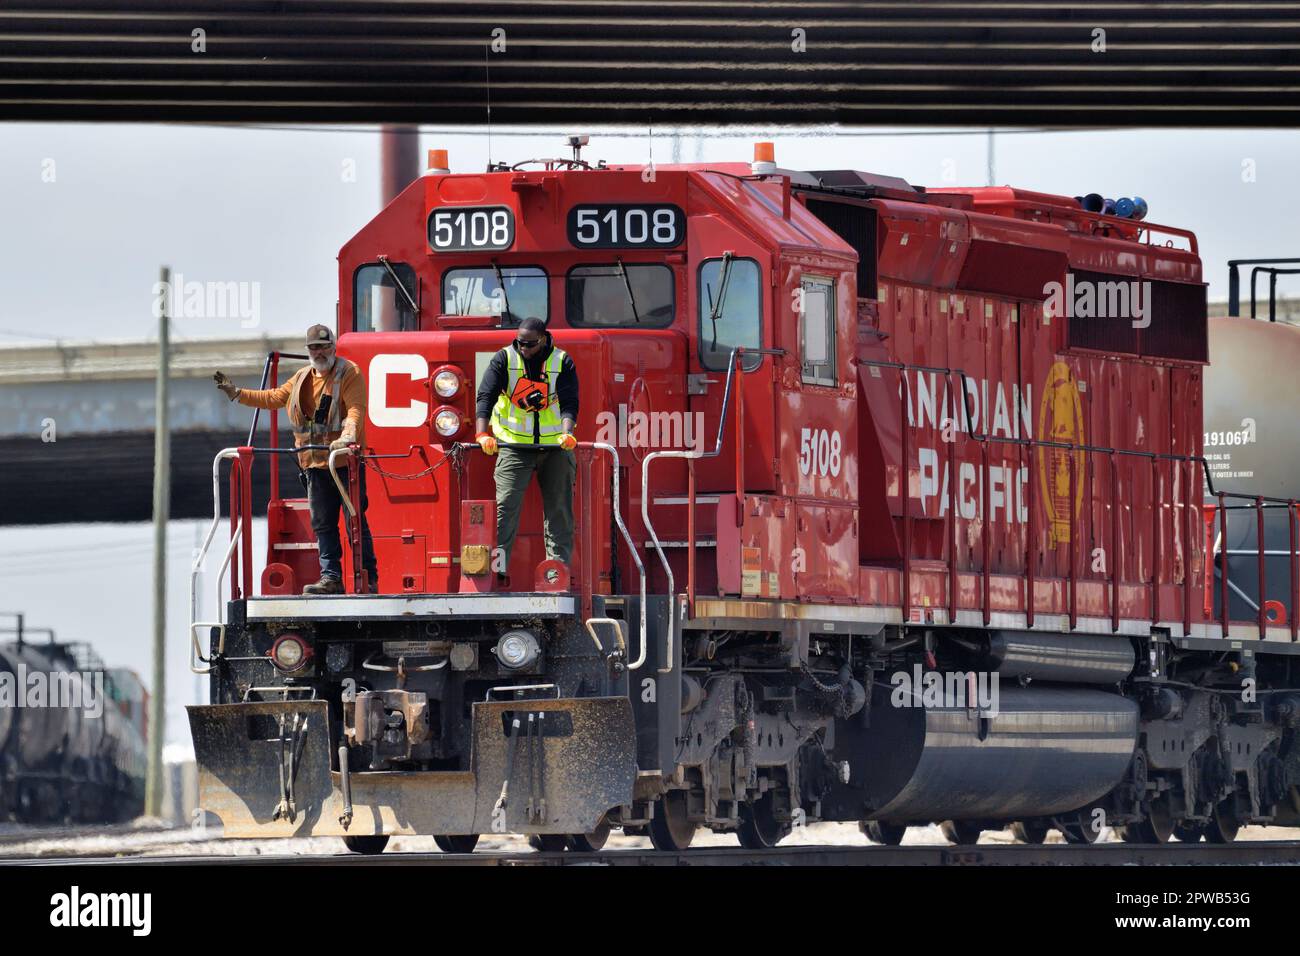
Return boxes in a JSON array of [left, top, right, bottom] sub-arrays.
[[3, 122, 1299, 746], [2, 123, 1299, 349]]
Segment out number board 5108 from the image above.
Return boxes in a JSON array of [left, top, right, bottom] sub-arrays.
[[428, 206, 515, 252], [567, 204, 685, 249]]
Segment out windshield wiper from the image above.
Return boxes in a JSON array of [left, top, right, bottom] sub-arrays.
[[615, 257, 641, 324], [705, 251, 735, 350], [376, 255, 420, 319], [490, 261, 512, 325]]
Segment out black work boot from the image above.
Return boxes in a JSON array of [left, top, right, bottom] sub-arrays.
[[303, 576, 344, 595]]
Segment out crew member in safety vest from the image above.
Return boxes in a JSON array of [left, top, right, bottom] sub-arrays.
[[474, 316, 580, 581], [213, 324, 379, 594]]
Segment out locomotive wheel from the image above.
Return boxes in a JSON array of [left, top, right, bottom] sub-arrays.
[[342, 835, 389, 855], [1058, 813, 1102, 845], [737, 795, 789, 849], [940, 820, 983, 845], [567, 817, 612, 852], [529, 834, 570, 852], [1010, 821, 1050, 844], [862, 821, 908, 845], [433, 834, 480, 853], [648, 790, 696, 851], [1119, 796, 1174, 844], [1173, 821, 1206, 843], [1205, 798, 1241, 844], [1059, 802, 1112, 844]]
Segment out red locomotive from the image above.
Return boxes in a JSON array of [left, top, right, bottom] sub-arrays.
[[189, 139, 1300, 852]]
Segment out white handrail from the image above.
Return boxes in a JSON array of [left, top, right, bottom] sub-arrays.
[[329, 446, 356, 516], [642, 449, 698, 676], [589, 441, 647, 671], [190, 448, 239, 674]]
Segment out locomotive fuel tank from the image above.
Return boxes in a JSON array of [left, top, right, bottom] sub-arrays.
[[836, 687, 1138, 821], [985, 632, 1136, 684]]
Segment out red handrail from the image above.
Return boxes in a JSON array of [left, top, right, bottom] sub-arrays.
[[1150, 457, 1160, 626], [1219, 491, 1229, 638], [734, 359, 745, 529], [687, 456, 697, 616], [1068, 448, 1078, 632], [980, 438, 991, 627], [1257, 495, 1267, 640], [1025, 427, 1036, 628], [227, 447, 254, 600], [899, 373, 912, 620], [947, 370, 960, 624], [1110, 452, 1120, 633], [269, 352, 280, 502], [1182, 459, 1193, 636]]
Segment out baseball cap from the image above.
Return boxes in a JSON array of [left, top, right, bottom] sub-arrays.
[[305, 324, 334, 346]]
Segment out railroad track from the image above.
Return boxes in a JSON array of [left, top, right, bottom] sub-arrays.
[[10, 842, 1300, 867], [0, 820, 172, 847]]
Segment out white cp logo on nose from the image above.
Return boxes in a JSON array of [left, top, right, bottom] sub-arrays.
[[368, 354, 429, 428]]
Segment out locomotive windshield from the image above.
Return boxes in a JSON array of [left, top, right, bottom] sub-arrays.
[[442, 265, 548, 326], [565, 262, 674, 328], [355, 261, 418, 332], [699, 256, 762, 370]]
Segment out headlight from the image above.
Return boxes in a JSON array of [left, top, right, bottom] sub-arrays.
[[495, 629, 540, 670], [433, 369, 461, 398], [270, 633, 312, 672], [433, 406, 462, 437]]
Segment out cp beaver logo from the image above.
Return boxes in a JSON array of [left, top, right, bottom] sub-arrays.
[[1037, 360, 1085, 546]]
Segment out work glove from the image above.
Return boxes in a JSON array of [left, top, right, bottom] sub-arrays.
[[476, 432, 498, 456], [559, 433, 577, 451], [213, 371, 240, 402], [330, 427, 356, 452]]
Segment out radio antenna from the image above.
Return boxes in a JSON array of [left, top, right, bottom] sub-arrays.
[[485, 44, 493, 170]]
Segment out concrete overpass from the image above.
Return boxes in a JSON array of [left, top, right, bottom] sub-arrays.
[[0, 334, 303, 525]]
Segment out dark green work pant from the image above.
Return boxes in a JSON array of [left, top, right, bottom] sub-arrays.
[[494, 445, 576, 567]]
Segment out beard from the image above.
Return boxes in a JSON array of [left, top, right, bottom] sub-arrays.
[[311, 352, 335, 374]]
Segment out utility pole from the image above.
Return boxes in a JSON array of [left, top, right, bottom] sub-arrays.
[[145, 264, 171, 819]]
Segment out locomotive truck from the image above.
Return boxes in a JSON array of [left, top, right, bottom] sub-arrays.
[[188, 139, 1300, 853]]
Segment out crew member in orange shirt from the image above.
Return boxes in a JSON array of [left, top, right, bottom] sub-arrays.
[[214, 324, 378, 594]]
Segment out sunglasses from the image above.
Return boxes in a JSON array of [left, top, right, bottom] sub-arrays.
[[306, 343, 333, 351], [515, 337, 543, 350]]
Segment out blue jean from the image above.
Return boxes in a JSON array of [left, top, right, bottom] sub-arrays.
[[306, 466, 377, 583]]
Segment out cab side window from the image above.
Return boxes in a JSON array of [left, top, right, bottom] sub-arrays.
[[354, 262, 418, 332], [698, 257, 762, 372], [800, 277, 836, 386]]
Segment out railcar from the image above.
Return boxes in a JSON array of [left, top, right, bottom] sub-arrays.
[[0, 638, 147, 823], [189, 140, 1300, 852]]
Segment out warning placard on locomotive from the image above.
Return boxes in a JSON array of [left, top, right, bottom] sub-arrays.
[[381, 640, 444, 657]]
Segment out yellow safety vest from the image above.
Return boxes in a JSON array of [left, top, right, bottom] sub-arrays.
[[491, 345, 568, 444]]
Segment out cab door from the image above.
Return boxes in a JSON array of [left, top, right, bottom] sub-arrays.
[[777, 266, 859, 601]]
